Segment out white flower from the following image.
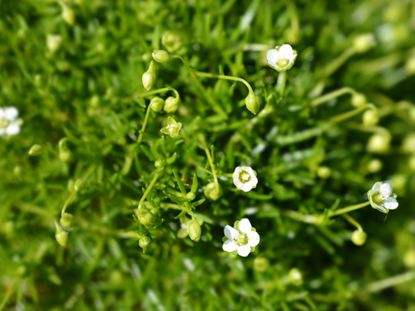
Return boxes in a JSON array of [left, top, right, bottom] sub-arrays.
[[233, 166, 258, 192], [367, 181, 399, 213], [222, 218, 260, 257], [0, 107, 21, 136], [266, 44, 297, 72]]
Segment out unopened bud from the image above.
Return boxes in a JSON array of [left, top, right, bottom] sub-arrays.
[[245, 92, 259, 115], [55, 223, 69, 247], [367, 158, 383, 173], [362, 109, 379, 126], [203, 182, 222, 201], [152, 50, 170, 64], [353, 33, 376, 53], [401, 134, 415, 153], [142, 61, 156, 91], [60, 212, 73, 229], [47, 34, 62, 54], [288, 268, 303, 286], [253, 257, 269, 272], [351, 92, 367, 107], [409, 156, 415, 172], [367, 133, 391, 153], [403, 249, 415, 268], [405, 56, 415, 74], [58, 138, 71, 162], [138, 236, 151, 249], [188, 219, 201, 242], [161, 31, 182, 52], [163, 96, 179, 113], [28, 144, 42, 156], [351, 229, 367, 246], [150, 97, 164, 112], [62, 6, 75, 26], [317, 166, 331, 179]]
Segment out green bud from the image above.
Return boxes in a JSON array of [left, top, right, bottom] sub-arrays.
[[351, 229, 367, 246], [401, 134, 415, 153], [188, 219, 202, 242], [203, 182, 222, 201], [160, 116, 182, 138], [367, 158, 383, 173], [351, 92, 367, 107], [161, 31, 182, 52], [163, 96, 179, 113], [253, 257, 269, 272], [362, 109, 379, 126], [152, 50, 170, 63], [405, 56, 415, 74], [47, 34, 62, 54], [55, 223, 69, 247], [58, 138, 71, 162], [367, 133, 391, 153], [60, 212, 73, 229], [317, 166, 331, 179], [288, 268, 303, 286], [142, 61, 156, 91], [135, 202, 156, 227], [185, 192, 196, 201], [28, 144, 42, 156], [409, 156, 415, 172], [150, 97, 164, 112], [403, 249, 415, 268], [245, 92, 259, 115], [138, 236, 151, 249], [62, 6, 75, 26], [353, 33, 376, 53]]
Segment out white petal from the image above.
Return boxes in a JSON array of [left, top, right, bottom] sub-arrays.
[[384, 197, 398, 210], [0, 128, 5, 136], [248, 231, 260, 247], [238, 218, 252, 233], [371, 182, 382, 193], [0, 108, 4, 118], [379, 182, 392, 199], [266, 49, 279, 65], [224, 225, 239, 239], [223, 240, 238, 252], [279, 44, 294, 57], [4, 107, 18, 120], [237, 244, 251, 257], [6, 123, 20, 135]]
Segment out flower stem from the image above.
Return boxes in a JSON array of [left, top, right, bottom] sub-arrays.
[[137, 104, 152, 145], [200, 135, 219, 185], [194, 71, 255, 95], [135, 87, 179, 99], [138, 171, 161, 207], [328, 104, 372, 124], [364, 271, 415, 293], [311, 87, 356, 107], [323, 47, 356, 77], [276, 72, 287, 96], [342, 214, 362, 231], [329, 201, 370, 217]]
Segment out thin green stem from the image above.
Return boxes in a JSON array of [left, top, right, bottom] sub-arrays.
[[200, 136, 219, 185], [328, 104, 372, 124], [364, 271, 415, 293], [135, 87, 179, 99], [329, 201, 370, 217], [276, 72, 287, 96], [311, 87, 356, 107], [194, 71, 254, 95], [323, 47, 356, 77], [138, 171, 161, 207], [137, 104, 152, 145], [342, 214, 362, 231]]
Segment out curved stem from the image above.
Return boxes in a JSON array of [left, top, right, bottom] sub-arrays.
[[135, 87, 179, 99], [311, 87, 356, 107], [200, 136, 219, 185], [137, 104, 152, 145], [323, 47, 356, 77], [329, 201, 370, 217], [328, 104, 372, 124], [194, 71, 254, 95], [138, 171, 161, 207], [342, 214, 362, 231]]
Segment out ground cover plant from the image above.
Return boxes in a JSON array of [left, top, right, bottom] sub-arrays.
[[1, 0, 415, 310]]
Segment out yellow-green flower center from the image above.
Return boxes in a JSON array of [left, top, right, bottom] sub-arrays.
[[0, 118, 9, 129], [236, 233, 248, 246], [276, 58, 289, 68], [239, 171, 251, 183], [372, 192, 384, 205]]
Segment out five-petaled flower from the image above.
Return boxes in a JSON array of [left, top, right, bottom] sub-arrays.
[[222, 218, 260, 257], [266, 44, 297, 72], [367, 181, 399, 213], [233, 166, 258, 192], [0, 107, 20, 136]]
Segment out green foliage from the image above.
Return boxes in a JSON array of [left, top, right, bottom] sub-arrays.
[[1, 0, 415, 310]]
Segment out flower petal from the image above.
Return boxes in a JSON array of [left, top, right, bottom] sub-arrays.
[[223, 240, 238, 253], [224, 225, 239, 239], [6, 123, 20, 135], [384, 197, 398, 210], [266, 49, 279, 65], [248, 231, 260, 247], [370, 182, 382, 194], [279, 44, 294, 57], [237, 244, 251, 257], [4, 107, 18, 120], [238, 218, 252, 233], [379, 182, 392, 199]]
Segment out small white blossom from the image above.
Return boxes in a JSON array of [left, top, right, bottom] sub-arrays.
[[233, 166, 258, 192], [367, 181, 399, 213], [266, 44, 297, 72], [0, 107, 21, 136], [222, 218, 260, 257]]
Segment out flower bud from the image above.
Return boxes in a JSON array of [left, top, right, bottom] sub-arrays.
[[245, 92, 259, 115], [160, 116, 182, 138], [403, 249, 415, 268], [150, 97, 164, 112], [362, 109, 379, 126], [409, 155, 415, 172], [135, 205, 155, 227], [317, 166, 331, 179], [203, 182, 222, 201], [367, 158, 383, 173], [60, 212, 73, 230], [351, 92, 367, 107], [55, 223, 69, 247], [367, 133, 391, 153], [351, 229, 367, 246], [62, 6, 75, 26], [188, 219, 201, 242], [47, 34, 62, 54], [152, 50, 170, 64], [353, 33, 376, 53], [288, 268, 303, 286], [253, 257, 269, 272], [161, 31, 182, 52], [28, 144, 42, 156], [405, 56, 415, 74], [142, 61, 156, 91], [401, 134, 415, 153], [163, 96, 179, 113], [58, 138, 71, 162], [138, 236, 151, 249]]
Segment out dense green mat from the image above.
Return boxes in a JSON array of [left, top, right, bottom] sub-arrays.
[[1, 0, 415, 310]]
